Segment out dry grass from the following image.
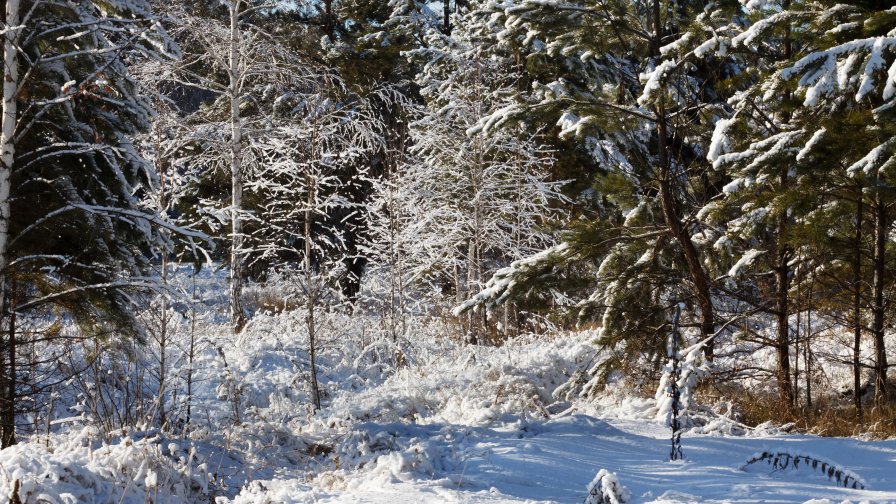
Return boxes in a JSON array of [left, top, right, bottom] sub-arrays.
[[244, 286, 305, 314], [701, 383, 896, 439], [806, 403, 896, 439]]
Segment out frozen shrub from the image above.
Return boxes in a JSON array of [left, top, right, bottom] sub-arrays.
[[585, 469, 630, 504], [0, 427, 210, 503]]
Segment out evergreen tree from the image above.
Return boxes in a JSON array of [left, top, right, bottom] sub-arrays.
[[780, 2, 896, 407], [707, 1, 896, 410], [459, 0, 740, 367], [0, 0, 182, 446]]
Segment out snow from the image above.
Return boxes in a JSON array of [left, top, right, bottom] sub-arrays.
[[857, 38, 888, 102], [707, 117, 735, 162], [586, 468, 631, 504], [837, 53, 861, 89], [728, 249, 764, 278], [8, 410, 896, 503], [4, 341, 896, 503], [801, 55, 836, 106], [779, 35, 896, 105], [3, 271, 896, 504], [638, 60, 677, 107], [693, 37, 719, 59], [556, 112, 598, 141], [741, 0, 775, 12], [11, 1, 896, 503], [0, 426, 209, 503], [796, 129, 826, 163], [660, 33, 693, 57], [557, 111, 582, 139], [732, 12, 790, 50], [884, 58, 896, 101], [453, 242, 571, 314], [222, 415, 896, 503], [654, 339, 709, 430], [846, 138, 896, 177], [623, 201, 648, 227]]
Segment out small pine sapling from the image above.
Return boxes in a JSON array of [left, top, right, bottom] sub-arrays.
[[666, 305, 684, 461], [655, 306, 713, 434], [584, 469, 630, 504]]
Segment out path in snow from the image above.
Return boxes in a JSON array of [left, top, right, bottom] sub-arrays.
[[272, 414, 896, 504]]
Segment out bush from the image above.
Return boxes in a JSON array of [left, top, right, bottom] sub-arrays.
[[585, 469, 630, 504]]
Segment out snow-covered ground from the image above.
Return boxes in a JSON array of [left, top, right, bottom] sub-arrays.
[[2, 271, 895, 503], [6, 405, 896, 503], [224, 413, 896, 503]]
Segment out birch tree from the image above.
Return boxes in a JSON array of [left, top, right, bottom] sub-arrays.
[[248, 92, 383, 409], [147, 1, 330, 333], [371, 21, 566, 343]]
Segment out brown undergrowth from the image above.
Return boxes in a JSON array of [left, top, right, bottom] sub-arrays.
[[699, 384, 896, 439]]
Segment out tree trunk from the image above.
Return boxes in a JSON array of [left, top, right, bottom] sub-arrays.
[[0, 0, 19, 450], [771, 0, 795, 416], [651, 0, 714, 358], [469, 149, 484, 344], [158, 257, 168, 428], [1, 293, 14, 448], [443, 0, 451, 35], [871, 195, 889, 407], [388, 190, 398, 342], [805, 288, 813, 411], [186, 272, 197, 427], [793, 267, 801, 407], [774, 252, 794, 414], [853, 193, 863, 417], [773, 166, 794, 415], [324, 0, 334, 40], [305, 170, 321, 412], [656, 112, 715, 358], [229, 0, 246, 334], [0, 309, 8, 447], [157, 147, 169, 430]]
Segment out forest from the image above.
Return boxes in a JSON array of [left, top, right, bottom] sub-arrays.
[[1, 0, 896, 502]]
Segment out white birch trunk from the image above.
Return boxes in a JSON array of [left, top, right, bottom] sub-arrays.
[[0, 0, 19, 296], [0, 0, 20, 449]]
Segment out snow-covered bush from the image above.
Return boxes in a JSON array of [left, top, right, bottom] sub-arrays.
[[320, 331, 592, 428], [655, 339, 710, 429], [0, 427, 209, 503], [585, 469, 630, 504]]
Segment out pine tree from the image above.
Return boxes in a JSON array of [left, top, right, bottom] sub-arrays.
[[776, 2, 896, 407], [707, 1, 896, 410], [458, 0, 740, 367], [0, 0, 182, 447]]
